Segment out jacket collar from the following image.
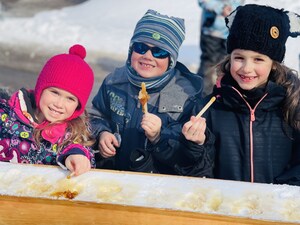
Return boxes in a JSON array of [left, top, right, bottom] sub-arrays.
[[214, 73, 286, 111], [8, 89, 39, 126]]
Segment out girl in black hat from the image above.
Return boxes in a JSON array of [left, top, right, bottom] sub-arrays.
[[183, 4, 300, 186]]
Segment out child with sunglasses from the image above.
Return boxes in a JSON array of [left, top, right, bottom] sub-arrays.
[[90, 9, 215, 176], [183, 4, 300, 185]]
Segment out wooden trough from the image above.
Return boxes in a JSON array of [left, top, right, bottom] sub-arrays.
[[0, 162, 299, 225]]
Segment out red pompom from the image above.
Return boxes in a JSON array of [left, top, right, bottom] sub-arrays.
[[69, 44, 86, 59]]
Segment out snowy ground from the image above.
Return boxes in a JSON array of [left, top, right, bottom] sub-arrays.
[[0, 0, 299, 73]]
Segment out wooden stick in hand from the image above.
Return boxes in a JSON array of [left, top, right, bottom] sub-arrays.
[[138, 82, 150, 113], [67, 171, 75, 179], [196, 96, 216, 118]]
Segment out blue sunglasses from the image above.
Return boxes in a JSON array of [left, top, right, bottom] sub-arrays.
[[132, 42, 170, 59]]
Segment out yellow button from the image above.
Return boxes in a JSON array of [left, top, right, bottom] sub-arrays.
[[270, 26, 279, 39]]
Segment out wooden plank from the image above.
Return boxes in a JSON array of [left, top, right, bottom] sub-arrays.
[[0, 195, 296, 225]]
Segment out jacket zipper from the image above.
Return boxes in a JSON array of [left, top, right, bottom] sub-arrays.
[[232, 87, 268, 182]]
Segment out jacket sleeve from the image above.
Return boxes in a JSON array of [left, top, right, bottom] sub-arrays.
[[147, 125, 215, 178], [275, 131, 300, 186], [56, 143, 96, 169], [89, 80, 113, 141], [147, 92, 215, 177], [175, 128, 215, 178], [275, 166, 300, 186]]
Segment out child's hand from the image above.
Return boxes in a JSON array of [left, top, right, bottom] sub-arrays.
[[182, 116, 206, 145], [65, 154, 91, 176], [141, 113, 162, 143], [98, 131, 119, 158]]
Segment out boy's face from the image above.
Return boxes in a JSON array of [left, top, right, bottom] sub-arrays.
[[230, 49, 273, 90], [37, 87, 79, 123], [130, 43, 169, 78]]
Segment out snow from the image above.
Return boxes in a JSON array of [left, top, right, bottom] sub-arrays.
[[0, 0, 299, 73], [0, 162, 299, 223]]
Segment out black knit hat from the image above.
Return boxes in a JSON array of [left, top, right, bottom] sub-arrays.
[[226, 4, 300, 62]]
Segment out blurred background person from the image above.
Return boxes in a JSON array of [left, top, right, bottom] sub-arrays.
[[197, 0, 244, 96]]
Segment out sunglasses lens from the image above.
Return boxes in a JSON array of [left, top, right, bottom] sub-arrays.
[[133, 42, 149, 55], [151, 47, 169, 59], [132, 42, 169, 59]]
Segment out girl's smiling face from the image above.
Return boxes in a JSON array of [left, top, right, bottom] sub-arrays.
[[230, 49, 274, 90], [37, 87, 79, 123]]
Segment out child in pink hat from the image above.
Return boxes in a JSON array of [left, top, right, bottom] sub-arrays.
[[0, 44, 95, 177]]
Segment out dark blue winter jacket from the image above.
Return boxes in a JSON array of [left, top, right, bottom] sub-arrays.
[[199, 73, 300, 186], [90, 62, 215, 177]]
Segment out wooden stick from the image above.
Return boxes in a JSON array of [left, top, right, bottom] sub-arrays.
[[143, 103, 148, 114], [196, 96, 216, 118], [138, 82, 150, 114], [67, 171, 75, 179]]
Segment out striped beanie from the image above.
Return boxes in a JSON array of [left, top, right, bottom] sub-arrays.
[[34, 44, 94, 121], [130, 9, 185, 68], [226, 4, 300, 62]]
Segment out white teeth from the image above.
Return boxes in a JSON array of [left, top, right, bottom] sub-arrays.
[[240, 75, 254, 80], [140, 62, 153, 68], [50, 108, 61, 114]]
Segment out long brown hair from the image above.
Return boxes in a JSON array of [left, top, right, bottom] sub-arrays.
[[270, 61, 300, 130], [217, 56, 300, 131], [34, 110, 95, 150]]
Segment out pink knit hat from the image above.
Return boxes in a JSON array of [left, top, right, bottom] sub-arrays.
[[34, 44, 94, 121]]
